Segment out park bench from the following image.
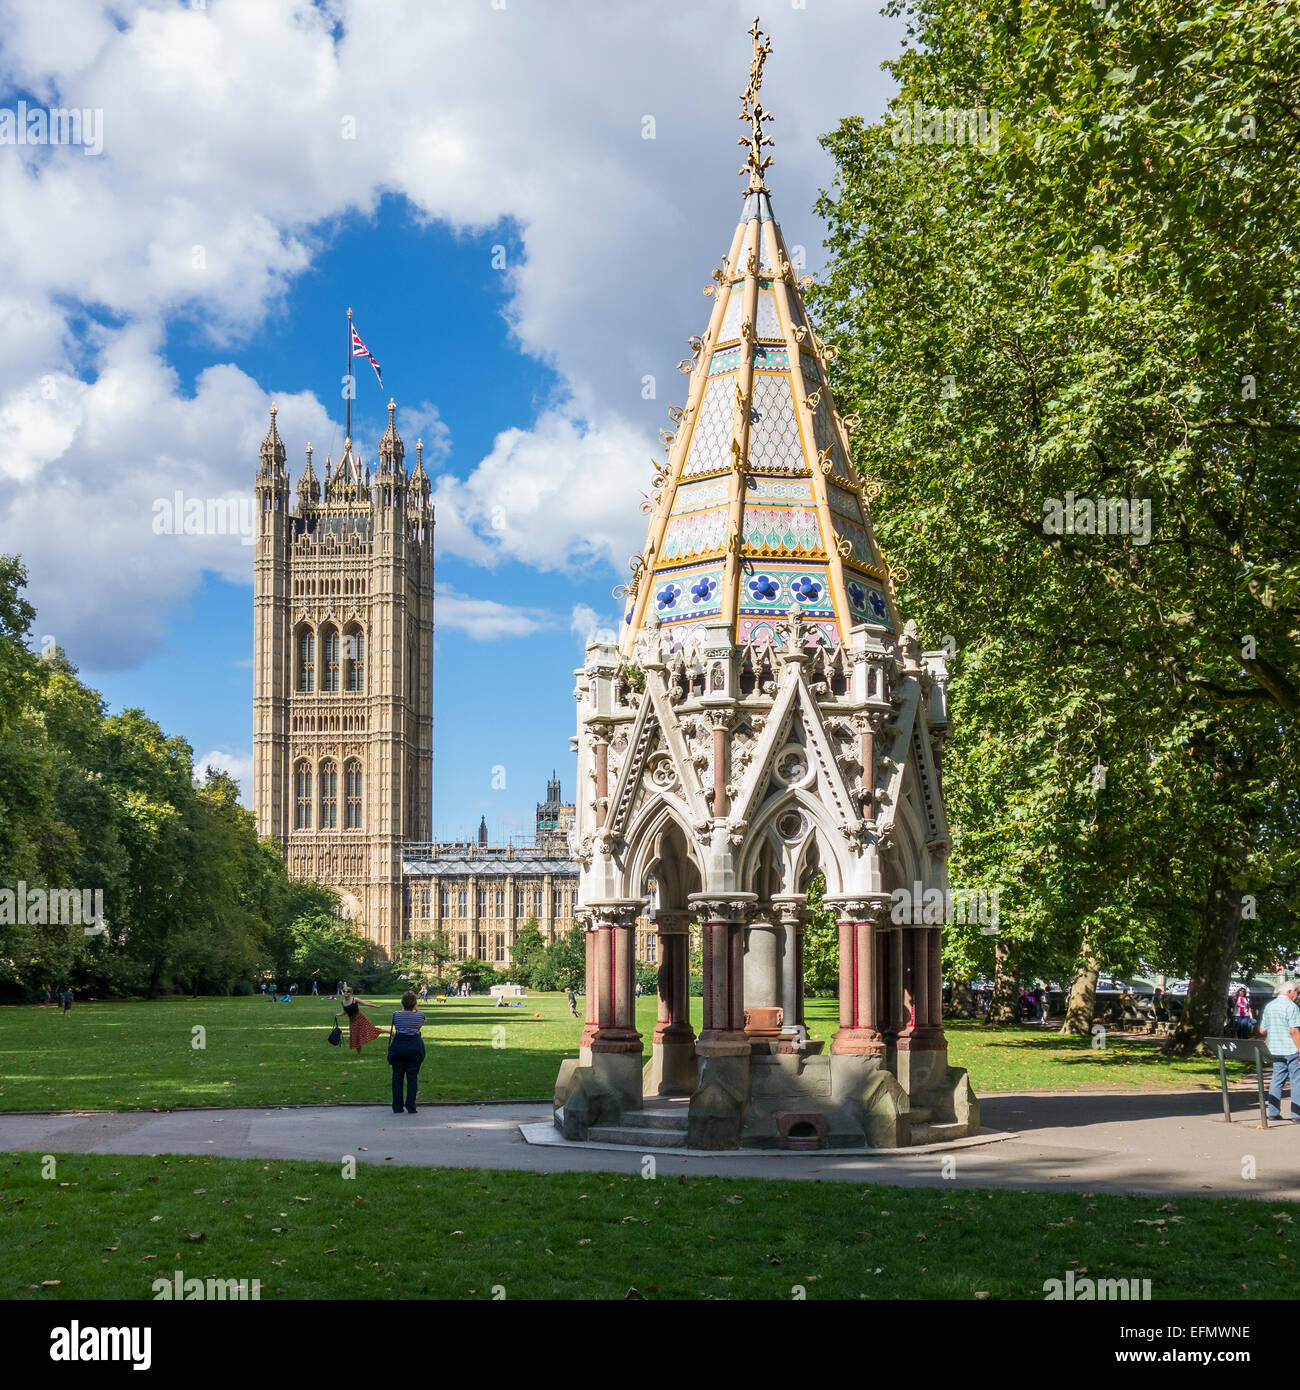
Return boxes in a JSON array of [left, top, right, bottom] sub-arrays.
[[1205, 1036, 1274, 1128]]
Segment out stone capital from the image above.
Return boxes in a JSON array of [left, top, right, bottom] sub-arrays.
[[584, 898, 644, 930], [650, 909, 694, 935], [770, 894, 808, 927], [825, 893, 892, 926], [688, 891, 758, 924]]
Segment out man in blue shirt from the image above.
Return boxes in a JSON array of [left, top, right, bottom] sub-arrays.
[[1259, 980, 1300, 1122]]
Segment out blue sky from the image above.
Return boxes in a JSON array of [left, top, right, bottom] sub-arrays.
[[0, 0, 900, 841]]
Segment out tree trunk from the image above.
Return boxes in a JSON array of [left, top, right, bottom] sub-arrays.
[[988, 937, 1019, 1024], [1061, 921, 1101, 1036], [1169, 866, 1243, 1056], [951, 977, 974, 1019]]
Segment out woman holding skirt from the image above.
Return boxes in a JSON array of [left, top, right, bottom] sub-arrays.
[[334, 985, 381, 1055]]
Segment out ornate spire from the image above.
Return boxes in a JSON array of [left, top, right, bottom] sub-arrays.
[[409, 436, 430, 496], [738, 16, 774, 193], [259, 402, 287, 472], [617, 23, 897, 658], [297, 442, 320, 506], [378, 397, 405, 472]]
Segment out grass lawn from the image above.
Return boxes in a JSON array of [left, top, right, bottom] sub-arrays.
[[1, 1151, 1291, 1300], [0, 994, 1244, 1113]]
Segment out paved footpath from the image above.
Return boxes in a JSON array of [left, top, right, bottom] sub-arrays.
[[2, 1088, 1298, 1199]]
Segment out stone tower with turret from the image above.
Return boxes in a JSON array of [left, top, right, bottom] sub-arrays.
[[253, 401, 434, 956]]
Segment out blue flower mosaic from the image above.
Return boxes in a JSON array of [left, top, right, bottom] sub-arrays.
[[847, 581, 866, 610], [748, 574, 780, 602], [656, 582, 683, 612], [870, 590, 887, 618], [791, 575, 823, 603], [690, 576, 717, 604]]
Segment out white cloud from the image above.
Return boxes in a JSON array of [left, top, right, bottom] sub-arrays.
[[435, 585, 557, 642], [0, 0, 901, 669], [571, 602, 620, 648]]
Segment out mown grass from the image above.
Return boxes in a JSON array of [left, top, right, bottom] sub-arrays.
[[1, 1151, 1289, 1301], [0, 994, 1240, 1112]]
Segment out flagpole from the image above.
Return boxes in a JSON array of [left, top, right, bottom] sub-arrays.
[[345, 306, 353, 446]]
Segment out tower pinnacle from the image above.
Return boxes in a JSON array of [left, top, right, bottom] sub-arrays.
[[738, 16, 774, 192]]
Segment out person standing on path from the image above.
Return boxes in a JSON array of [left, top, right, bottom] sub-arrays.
[[387, 991, 427, 1114], [1260, 979, 1300, 1123], [334, 986, 381, 1055]]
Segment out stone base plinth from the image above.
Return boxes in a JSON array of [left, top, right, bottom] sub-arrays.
[[644, 1039, 698, 1097]]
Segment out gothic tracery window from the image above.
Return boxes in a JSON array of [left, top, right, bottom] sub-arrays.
[[294, 762, 313, 829], [345, 625, 365, 692], [344, 760, 362, 829], [320, 759, 338, 829], [322, 625, 340, 692], [297, 628, 315, 692]]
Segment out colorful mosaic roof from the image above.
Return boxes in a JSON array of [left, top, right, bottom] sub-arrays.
[[619, 187, 899, 654]]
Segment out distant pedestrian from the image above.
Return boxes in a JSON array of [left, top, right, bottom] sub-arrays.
[[1260, 980, 1300, 1123], [335, 987, 381, 1055], [60, 987, 72, 1016], [311, 980, 319, 997], [566, 987, 578, 1018], [269, 980, 278, 1002], [1035, 984, 1049, 1026], [1234, 987, 1254, 1039], [289, 982, 298, 996], [42, 986, 52, 1007], [387, 991, 427, 1114]]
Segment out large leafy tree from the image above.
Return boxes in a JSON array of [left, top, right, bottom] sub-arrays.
[[810, 0, 1300, 1046], [0, 556, 349, 999]]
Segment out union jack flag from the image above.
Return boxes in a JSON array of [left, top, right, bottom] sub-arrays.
[[350, 322, 383, 389]]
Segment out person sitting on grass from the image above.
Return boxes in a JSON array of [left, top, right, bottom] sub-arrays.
[[334, 985, 381, 1055]]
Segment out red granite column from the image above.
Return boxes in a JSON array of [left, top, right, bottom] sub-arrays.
[[924, 926, 946, 1044], [897, 925, 945, 1051], [830, 897, 888, 1056], [579, 913, 598, 1049], [691, 894, 755, 1056], [589, 905, 642, 1055], [880, 922, 905, 1047], [652, 927, 694, 1047]]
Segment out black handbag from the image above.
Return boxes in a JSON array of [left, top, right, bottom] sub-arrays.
[[327, 1022, 342, 1047]]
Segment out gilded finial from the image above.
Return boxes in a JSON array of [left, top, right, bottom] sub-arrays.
[[738, 16, 774, 192]]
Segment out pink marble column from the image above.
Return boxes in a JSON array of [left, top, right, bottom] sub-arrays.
[[829, 897, 887, 1056], [690, 894, 755, 1057], [589, 905, 643, 1056]]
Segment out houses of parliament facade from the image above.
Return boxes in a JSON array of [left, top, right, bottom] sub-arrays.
[[252, 402, 577, 962]]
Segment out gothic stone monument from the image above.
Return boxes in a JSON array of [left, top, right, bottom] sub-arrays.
[[553, 19, 978, 1150]]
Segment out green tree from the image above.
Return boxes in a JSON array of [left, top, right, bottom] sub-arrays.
[[811, 0, 1300, 1046], [509, 915, 547, 986]]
